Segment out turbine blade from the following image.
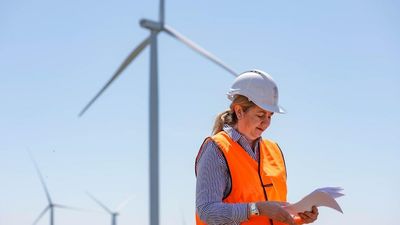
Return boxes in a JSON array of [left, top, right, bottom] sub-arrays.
[[53, 203, 95, 212], [32, 206, 49, 225], [163, 25, 237, 77], [78, 35, 151, 117], [86, 191, 113, 214], [115, 194, 135, 212], [27, 150, 52, 204]]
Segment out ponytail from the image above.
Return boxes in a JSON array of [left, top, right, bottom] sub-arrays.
[[212, 109, 237, 135], [211, 95, 255, 135]]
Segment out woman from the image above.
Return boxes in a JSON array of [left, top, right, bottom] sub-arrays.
[[195, 70, 318, 225]]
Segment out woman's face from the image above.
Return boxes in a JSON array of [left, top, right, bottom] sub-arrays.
[[235, 105, 273, 143]]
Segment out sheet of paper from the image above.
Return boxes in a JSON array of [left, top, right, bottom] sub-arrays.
[[284, 187, 344, 215]]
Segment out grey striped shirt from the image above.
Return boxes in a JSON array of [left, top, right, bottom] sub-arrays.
[[195, 125, 261, 225]]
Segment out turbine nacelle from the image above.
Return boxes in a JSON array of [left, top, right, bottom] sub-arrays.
[[140, 19, 163, 31]]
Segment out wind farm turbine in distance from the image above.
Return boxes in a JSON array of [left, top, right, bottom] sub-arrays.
[[78, 0, 238, 225], [29, 152, 86, 225], [86, 192, 133, 225]]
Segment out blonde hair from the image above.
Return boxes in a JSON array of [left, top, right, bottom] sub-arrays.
[[212, 95, 256, 135]]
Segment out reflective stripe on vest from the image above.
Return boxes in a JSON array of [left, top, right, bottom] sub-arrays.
[[196, 131, 288, 225]]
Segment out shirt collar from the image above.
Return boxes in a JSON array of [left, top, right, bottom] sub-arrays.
[[222, 124, 241, 142]]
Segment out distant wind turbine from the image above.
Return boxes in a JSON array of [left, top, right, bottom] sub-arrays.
[[78, 1, 238, 225], [86, 192, 134, 225], [180, 207, 187, 225], [28, 152, 87, 225]]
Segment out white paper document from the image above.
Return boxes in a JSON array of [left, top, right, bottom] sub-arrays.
[[284, 187, 344, 215]]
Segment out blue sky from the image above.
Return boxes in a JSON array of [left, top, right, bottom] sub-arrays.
[[1, 0, 399, 225]]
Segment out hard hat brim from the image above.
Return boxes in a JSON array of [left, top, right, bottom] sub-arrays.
[[259, 103, 286, 114]]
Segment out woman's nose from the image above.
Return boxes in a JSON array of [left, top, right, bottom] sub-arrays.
[[261, 117, 270, 127]]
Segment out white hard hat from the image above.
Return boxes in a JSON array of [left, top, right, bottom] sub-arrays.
[[227, 69, 286, 113]]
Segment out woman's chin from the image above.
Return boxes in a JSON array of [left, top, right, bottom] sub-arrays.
[[254, 129, 263, 137], [250, 134, 261, 140]]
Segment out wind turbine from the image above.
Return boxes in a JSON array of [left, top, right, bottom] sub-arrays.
[[28, 152, 87, 225], [78, 1, 238, 225], [86, 192, 134, 225], [180, 207, 187, 225]]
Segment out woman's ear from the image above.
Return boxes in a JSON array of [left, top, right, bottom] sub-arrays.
[[234, 105, 243, 119]]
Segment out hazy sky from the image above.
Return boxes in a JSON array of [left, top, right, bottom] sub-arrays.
[[1, 0, 399, 225]]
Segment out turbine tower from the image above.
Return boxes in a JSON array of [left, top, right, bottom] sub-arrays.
[[79, 1, 238, 225], [86, 192, 133, 225], [29, 152, 86, 225]]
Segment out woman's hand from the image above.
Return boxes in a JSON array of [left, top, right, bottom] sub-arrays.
[[256, 201, 296, 225], [297, 206, 319, 224]]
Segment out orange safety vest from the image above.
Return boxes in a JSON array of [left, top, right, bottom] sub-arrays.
[[195, 131, 291, 225]]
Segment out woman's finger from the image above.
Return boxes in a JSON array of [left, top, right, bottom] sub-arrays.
[[304, 211, 314, 218], [299, 212, 310, 220]]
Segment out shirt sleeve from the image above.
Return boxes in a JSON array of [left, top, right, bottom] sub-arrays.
[[196, 140, 249, 225]]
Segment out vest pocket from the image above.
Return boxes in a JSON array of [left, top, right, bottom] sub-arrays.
[[262, 183, 273, 187]]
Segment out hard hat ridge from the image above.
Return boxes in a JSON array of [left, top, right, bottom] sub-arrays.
[[227, 69, 286, 114]]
